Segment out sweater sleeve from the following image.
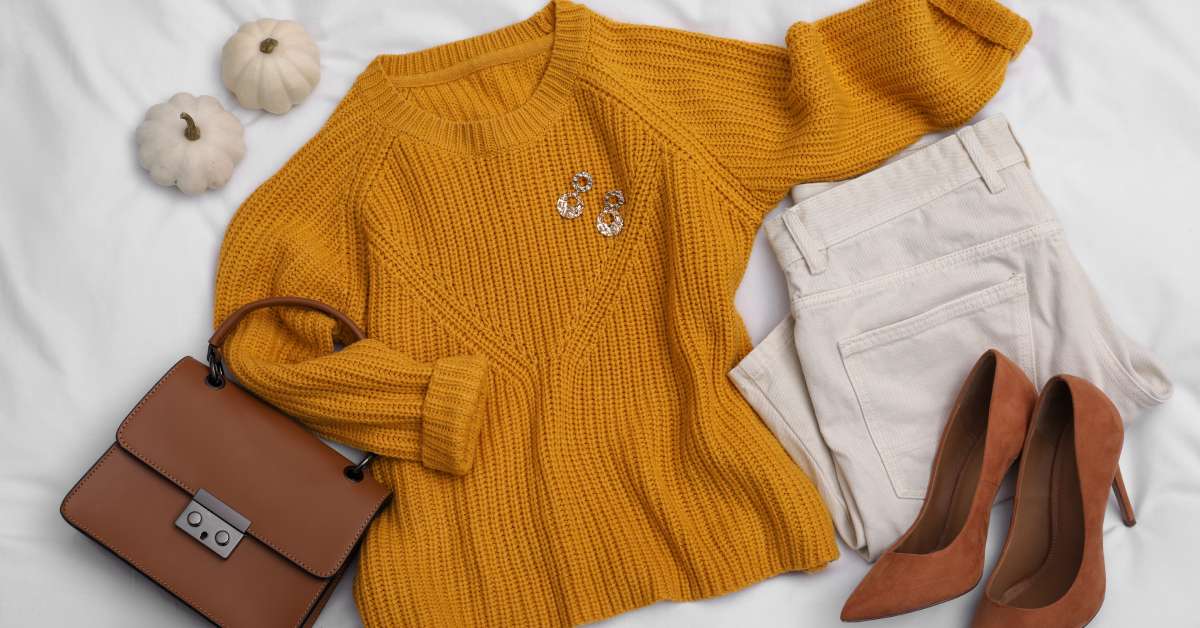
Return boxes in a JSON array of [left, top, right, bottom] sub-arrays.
[[213, 94, 489, 476], [611, 0, 1031, 214]]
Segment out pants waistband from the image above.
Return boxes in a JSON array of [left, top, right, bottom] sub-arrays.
[[766, 115, 1029, 275]]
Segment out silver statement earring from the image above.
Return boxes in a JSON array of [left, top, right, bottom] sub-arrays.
[[596, 189, 625, 237], [557, 171, 593, 219]]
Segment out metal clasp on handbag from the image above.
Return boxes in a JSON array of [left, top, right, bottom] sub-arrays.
[[175, 489, 250, 559]]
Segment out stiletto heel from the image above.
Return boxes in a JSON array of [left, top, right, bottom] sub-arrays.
[[1113, 467, 1136, 527]]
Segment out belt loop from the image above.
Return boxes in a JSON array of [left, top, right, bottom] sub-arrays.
[[782, 210, 828, 275], [1003, 117, 1032, 168], [956, 125, 1006, 194]]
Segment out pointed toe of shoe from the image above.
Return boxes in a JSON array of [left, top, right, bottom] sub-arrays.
[[840, 583, 900, 622], [839, 556, 926, 621], [841, 552, 983, 622]]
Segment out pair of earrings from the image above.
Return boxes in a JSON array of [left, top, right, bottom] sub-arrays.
[[556, 171, 625, 237]]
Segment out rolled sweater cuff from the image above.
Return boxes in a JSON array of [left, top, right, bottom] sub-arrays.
[[931, 0, 1033, 54], [420, 355, 490, 475]]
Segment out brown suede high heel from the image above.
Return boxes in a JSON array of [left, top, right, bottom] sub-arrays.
[[972, 375, 1137, 628], [841, 350, 1036, 622]]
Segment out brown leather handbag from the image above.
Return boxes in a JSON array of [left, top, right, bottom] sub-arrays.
[[60, 297, 391, 627]]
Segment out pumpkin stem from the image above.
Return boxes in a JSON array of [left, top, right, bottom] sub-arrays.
[[259, 37, 278, 54], [179, 112, 201, 141]]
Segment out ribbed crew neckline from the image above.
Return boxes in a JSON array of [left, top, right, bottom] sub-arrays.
[[359, 0, 591, 154]]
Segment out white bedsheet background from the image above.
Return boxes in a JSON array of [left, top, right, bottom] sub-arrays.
[[1, 1, 1197, 626]]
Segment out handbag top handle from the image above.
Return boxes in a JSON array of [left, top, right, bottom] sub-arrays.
[[207, 295, 366, 388], [209, 296, 366, 348]]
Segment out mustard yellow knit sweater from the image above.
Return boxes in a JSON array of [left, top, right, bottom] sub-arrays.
[[214, 0, 1030, 624]]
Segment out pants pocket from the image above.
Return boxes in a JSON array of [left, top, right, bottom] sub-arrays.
[[838, 274, 1035, 500]]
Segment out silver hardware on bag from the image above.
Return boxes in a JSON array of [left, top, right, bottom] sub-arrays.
[[596, 189, 625, 237], [174, 488, 249, 559], [557, 171, 593, 219], [344, 452, 375, 482]]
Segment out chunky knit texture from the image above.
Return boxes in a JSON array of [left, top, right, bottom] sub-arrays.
[[213, 0, 1030, 625]]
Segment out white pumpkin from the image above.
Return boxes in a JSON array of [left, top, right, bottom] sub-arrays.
[[135, 93, 246, 195], [221, 19, 320, 114]]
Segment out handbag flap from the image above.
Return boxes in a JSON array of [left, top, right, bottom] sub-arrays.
[[116, 356, 390, 578]]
